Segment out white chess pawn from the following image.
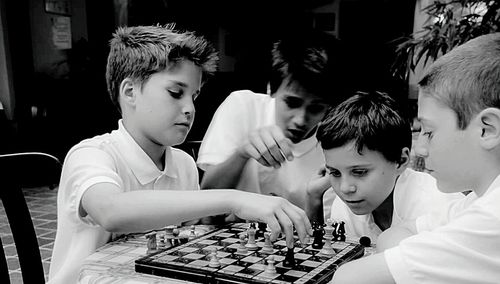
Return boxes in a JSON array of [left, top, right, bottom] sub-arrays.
[[208, 247, 221, 268], [245, 226, 259, 251], [189, 225, 197, 240], [264, 255, 277, 275], [260, 232, 273, 254], [236, 233, 248, 254]]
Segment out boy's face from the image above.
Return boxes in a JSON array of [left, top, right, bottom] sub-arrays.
[[132, 60, 202, 148], [323, 142, 404, 215], [416, 92, 476, 193], [274, 82, 329, 143]]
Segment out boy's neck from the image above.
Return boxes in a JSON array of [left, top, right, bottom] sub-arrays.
[[372, 190, 394, 231]]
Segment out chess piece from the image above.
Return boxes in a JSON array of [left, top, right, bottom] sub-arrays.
[[172, 227, 180, 246], [260, 232, 273, 254], [256, 222, 267, 238], [208, 247, 221, 268], [236, 233, 248, 254], [336, 221, 346, 242], [245, 226, 259, 250], [312, 222, 325, 249], [189, 225, 197, 240], [282, 247, 296, 268], [359, 236, 371, 247], [320, 223, 335, 256], [264, 255, 277, 275], [164, 225, 175, 248], [145, 232, 159, 254]]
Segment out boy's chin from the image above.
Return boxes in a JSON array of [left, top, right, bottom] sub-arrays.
[[436, 180, 466, 194]]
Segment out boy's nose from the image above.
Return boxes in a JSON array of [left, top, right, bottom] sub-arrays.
[[292, 108, 307, 127], [339, 181, 356, 194]]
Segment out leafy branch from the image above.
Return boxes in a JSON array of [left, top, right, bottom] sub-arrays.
[[391, 0, 500, 81]]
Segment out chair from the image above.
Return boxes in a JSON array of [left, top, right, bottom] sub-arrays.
[[0, 152, 62, 284]]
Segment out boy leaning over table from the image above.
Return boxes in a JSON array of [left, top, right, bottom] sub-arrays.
[[48, 24, 312, 284], [331, 33, 500, 284]]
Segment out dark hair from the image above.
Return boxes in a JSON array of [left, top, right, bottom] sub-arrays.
[[418, 32, 500, 130], [269, 29, 350, 106], [106, 24, 219, 113], [317, 91, 411, 163]]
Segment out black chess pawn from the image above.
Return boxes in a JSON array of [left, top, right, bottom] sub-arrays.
[[337, 221, 346, 242], [312, 222, 325, 249], [282, 247, 296, 268], [256, 222, 267, 238]]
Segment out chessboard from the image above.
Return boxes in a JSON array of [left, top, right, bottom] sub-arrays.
[[135, 223, 364, 284]]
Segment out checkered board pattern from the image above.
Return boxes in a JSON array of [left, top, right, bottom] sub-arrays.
[[135, 223, 364, 284]]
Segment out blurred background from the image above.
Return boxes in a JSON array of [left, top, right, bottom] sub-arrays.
[[1, 0, 497, 161]]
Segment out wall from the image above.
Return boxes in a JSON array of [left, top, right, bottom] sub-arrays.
[[0, 0, 14, 119]]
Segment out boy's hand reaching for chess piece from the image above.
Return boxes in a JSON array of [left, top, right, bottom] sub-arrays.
[[230, 191, 312, 248]]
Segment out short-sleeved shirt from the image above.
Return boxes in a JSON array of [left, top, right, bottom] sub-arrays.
[[329, 168, 463, 242], [197, 90, 335, 215], [384, 174, 500, 283], [48, 120, 199, 284]]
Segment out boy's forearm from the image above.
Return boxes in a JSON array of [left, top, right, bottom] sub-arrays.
[[200, 151, 249, 189], [305, 193, 325, 224], [83, 185, 236, 233]]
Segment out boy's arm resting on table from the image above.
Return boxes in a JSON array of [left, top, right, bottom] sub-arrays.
[[331, 253, 395, 284], [81, 184, 312, 246], [376, 220, 417, 252]]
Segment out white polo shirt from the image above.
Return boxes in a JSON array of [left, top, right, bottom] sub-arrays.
[[329, 169, 463, 242], [197, 90, 334, 216], [48, 120, 199, 284], [384, 174, 500, 283]]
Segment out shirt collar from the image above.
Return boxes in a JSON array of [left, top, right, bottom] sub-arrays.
[[114, 120, 178, 185]]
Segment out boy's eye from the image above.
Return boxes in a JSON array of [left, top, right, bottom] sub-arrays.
[[328, 169, 341, 178], [307, 104, 327, 115], [352, 169, 368, 177], [284, 97, 303, 109], [420, 130, 433, 139], [168, 89, 183, 98]]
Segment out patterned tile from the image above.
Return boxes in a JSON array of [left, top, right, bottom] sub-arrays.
[[0, 185, 58, 283]]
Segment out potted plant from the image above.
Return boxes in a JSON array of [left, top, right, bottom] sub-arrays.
[[391, 0, 500, 82]]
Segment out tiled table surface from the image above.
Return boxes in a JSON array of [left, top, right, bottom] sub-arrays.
[[78, 227, 215, 284], [0, 186, 58, 283]]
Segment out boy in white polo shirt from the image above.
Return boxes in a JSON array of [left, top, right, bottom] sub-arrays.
[[197, 29, 351, 218], [331, 33, 500, 283], [48, 25, 312, 284], [308, 91, 461, 243]]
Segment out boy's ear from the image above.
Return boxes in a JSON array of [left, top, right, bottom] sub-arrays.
[[396, 147, 410, 172], [119, 78, 137, 107], [478, 108, 500, 150]]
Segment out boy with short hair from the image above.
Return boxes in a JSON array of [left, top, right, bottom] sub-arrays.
[[197, 29, 350, 216], [308, 91, 461, 242], [331, 33, 500, 283], [48, 25, 312, 284]]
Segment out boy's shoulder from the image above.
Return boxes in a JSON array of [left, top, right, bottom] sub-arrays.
[[225, 90, 269, 104]]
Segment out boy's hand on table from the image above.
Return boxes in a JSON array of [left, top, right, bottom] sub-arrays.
[[238, 125, 294, 168], [230, 191, 312, 248]]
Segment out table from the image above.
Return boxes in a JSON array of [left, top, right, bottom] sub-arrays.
[[78, 226, 214, 284], [78, 225, 374, 284]]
